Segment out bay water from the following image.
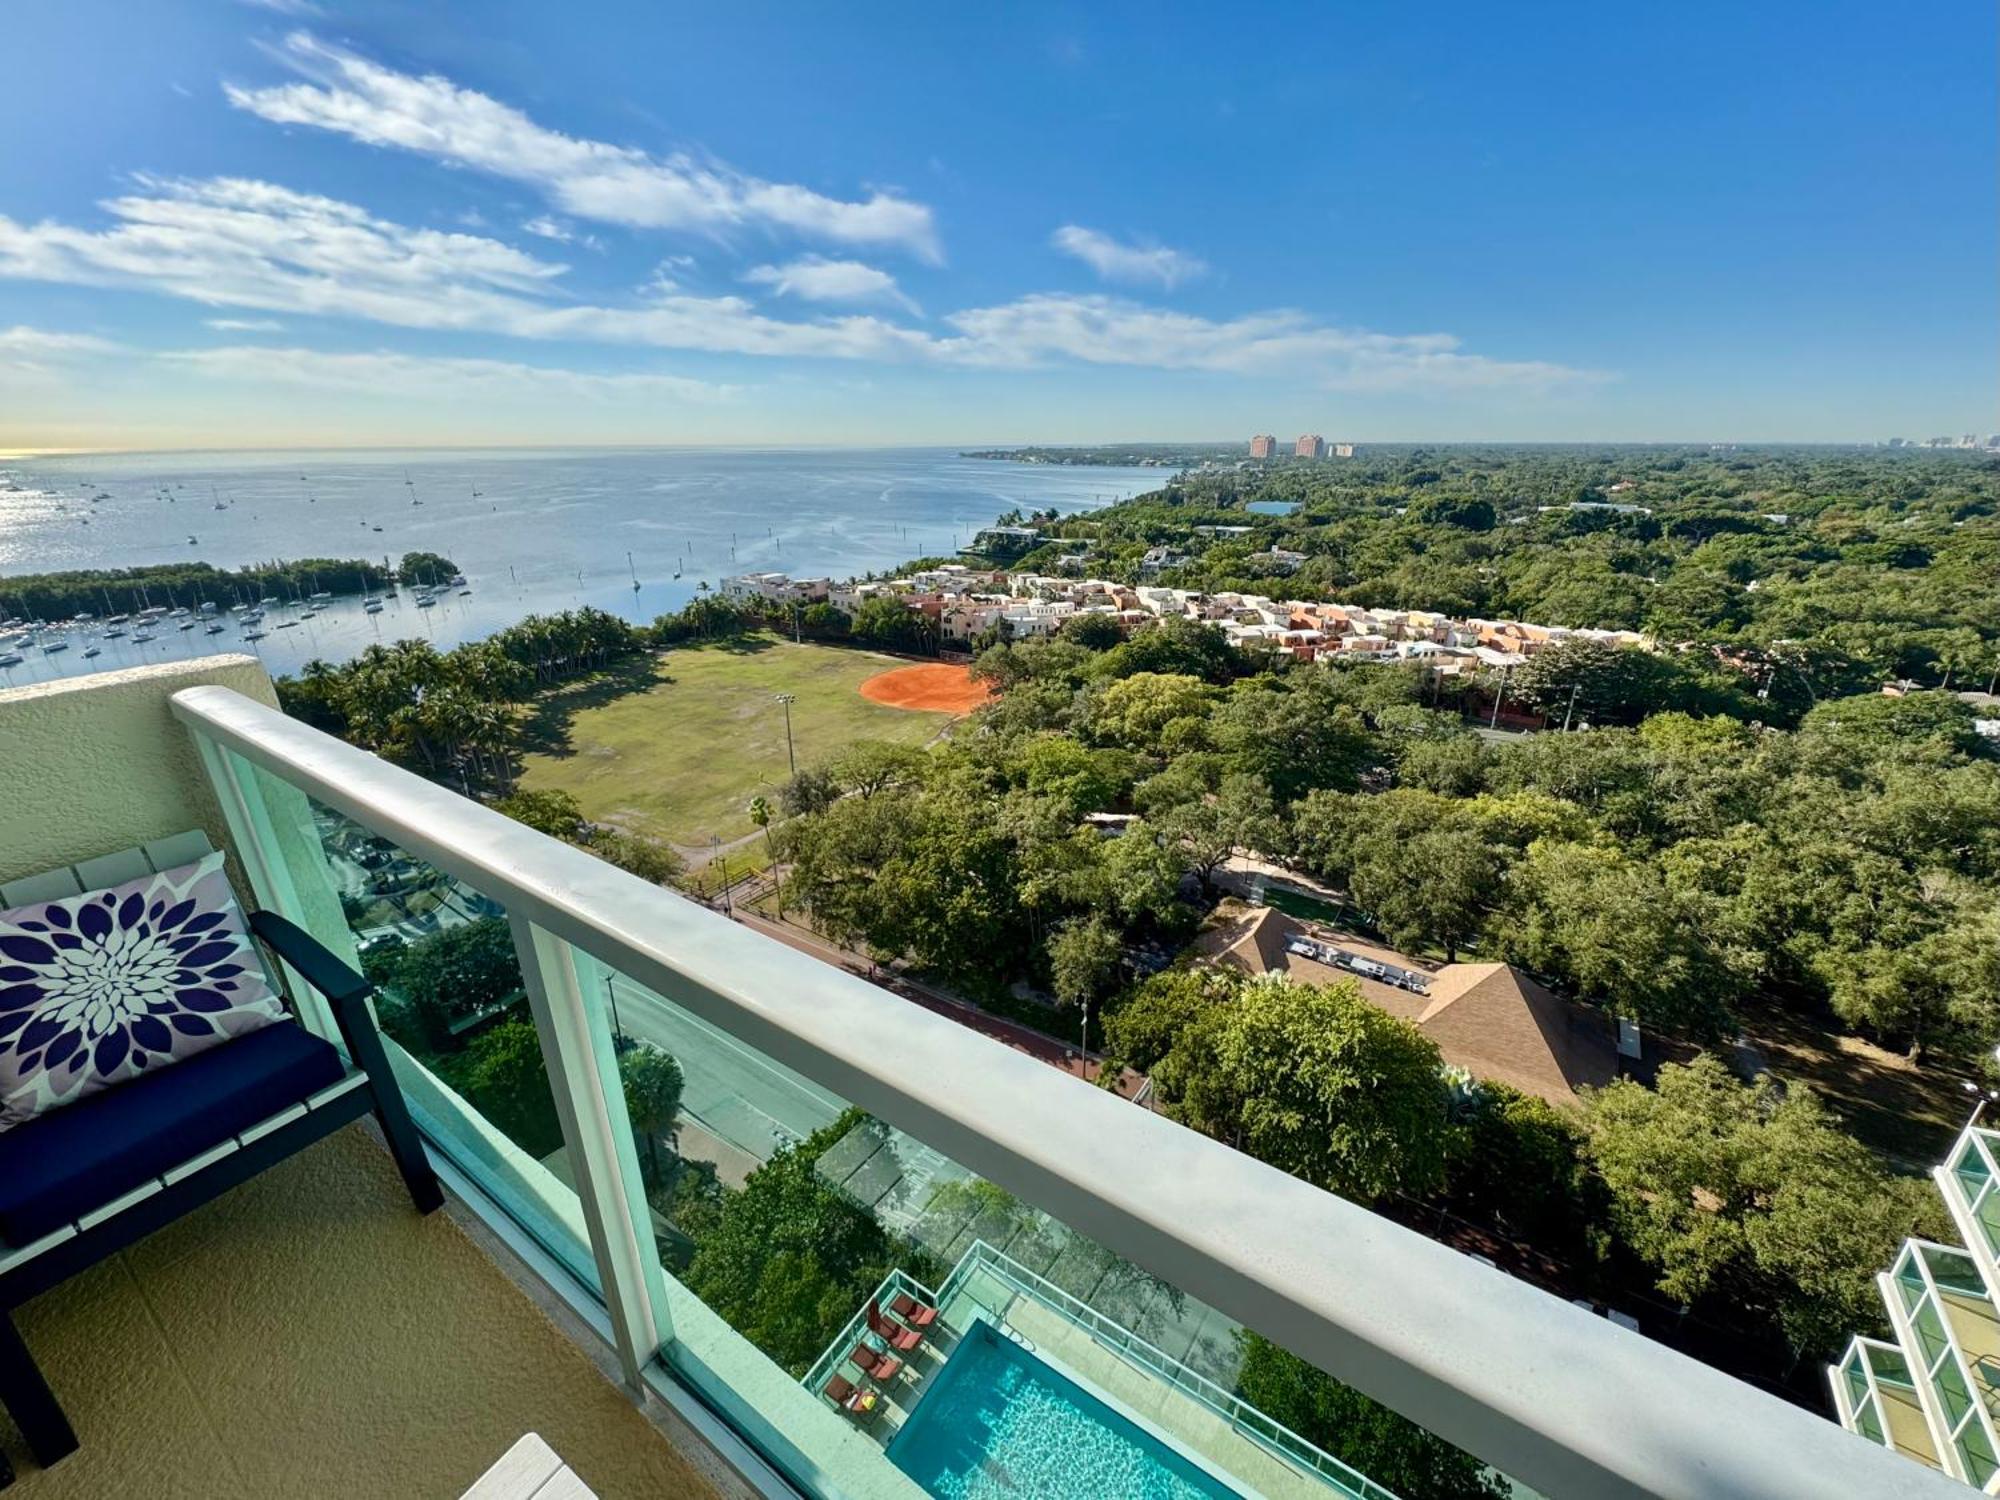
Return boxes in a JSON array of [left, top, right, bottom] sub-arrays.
[[0, 446, 1160, 686]]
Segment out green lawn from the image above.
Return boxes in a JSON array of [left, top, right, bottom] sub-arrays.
[[518, 634, 950, 851]]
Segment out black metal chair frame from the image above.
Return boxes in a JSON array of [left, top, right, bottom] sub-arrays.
[[0, 912, 442, 1475]]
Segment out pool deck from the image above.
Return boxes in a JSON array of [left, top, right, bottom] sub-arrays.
[[810, 1248, 1374, 1500]]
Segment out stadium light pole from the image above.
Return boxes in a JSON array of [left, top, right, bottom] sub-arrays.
[[775, 693, 797, 777]]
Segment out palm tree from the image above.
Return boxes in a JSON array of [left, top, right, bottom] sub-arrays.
[[749, 795, 782, 919]]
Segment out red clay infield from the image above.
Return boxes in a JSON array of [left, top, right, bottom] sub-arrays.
[[858, 662, 993, 713]]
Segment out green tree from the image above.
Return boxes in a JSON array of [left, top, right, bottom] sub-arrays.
[[1819, 890, 2000, 1062], [1086, 671, 1216, 749], [1349, 826, 1506, 961], [1047, 914, 1124, 1016], [1102, 966, 1239, 1074], [830, 739, 926, 798], [1442, 1083, 1606, 1258], [1156, 974, 1451, 1204], [397, 550, 460, 585], [1100, 819, 1192, 928], [682, 1112, 917, 1375], [850, 594, 932, 651], [494, 787, 590, 842], [1583, 1056, 1940, 1360], [587, 829, 686, 885], [463, 1019, 563, 1156], [1408, 492, 1498, 533], [369, 916, 521, 1050], [619, 1041, 685, 1186], [1208, 678, 1375, 803], [1156, 772, 1279, 892], [1496, 841, 1738, 1038], [1016, 735, 1134, 817], [1061, 611, 1126, 650], [1235, 1334, 1506, 1500], [1095, 615, 1244, 684], [749, 795, 783, 917], [779, 765, 842, 817]]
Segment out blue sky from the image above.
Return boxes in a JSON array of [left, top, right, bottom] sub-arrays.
[[1, 0, 1992, 450]]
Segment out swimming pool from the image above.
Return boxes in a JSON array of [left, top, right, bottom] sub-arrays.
[[886, 1318, 1247, 1499]]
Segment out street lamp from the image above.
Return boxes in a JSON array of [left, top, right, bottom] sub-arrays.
[[775, 692, 797, 777], [1961, 1065, 2000, 1128], [603, 972, 631, 1053]]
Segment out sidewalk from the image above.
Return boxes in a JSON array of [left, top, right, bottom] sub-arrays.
[[727, 905, 1151, 1101]]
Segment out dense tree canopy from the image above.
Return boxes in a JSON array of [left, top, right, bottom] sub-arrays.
[[1235, 1334, 1506, 1500], [680, 1112, 926, 1376], [1151, 973, 1453, 1204], [1583, 1057, 1944, 1359]]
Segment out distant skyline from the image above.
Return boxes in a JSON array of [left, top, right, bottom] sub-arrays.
[[1, 1, 1993, 451]]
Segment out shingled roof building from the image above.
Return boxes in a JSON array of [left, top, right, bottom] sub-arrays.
[[1199, 905, 1619, 1107]]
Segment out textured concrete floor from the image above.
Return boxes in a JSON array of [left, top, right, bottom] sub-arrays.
[[1, 1127, 723, 1500]]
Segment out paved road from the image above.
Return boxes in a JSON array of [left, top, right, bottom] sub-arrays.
[[727, 907, 1150, 1100], [605, 972, 844, 1163]]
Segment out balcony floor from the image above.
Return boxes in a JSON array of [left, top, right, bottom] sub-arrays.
[[2, 1126, 724, 1499]]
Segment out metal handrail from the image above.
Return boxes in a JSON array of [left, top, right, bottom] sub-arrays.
[[802, 1266, 939, 1399], [168, 684, 1965, 1500]]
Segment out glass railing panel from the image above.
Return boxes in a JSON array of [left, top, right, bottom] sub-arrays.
[[224, 752, 599, 1294], [1976, 1188, 2000, 1261], [580, 957, 1453, 1500], [1841, 1358, 1872, 1412], [1863, 1343, 1917, 1391], [1913, 1299, 1953, 1369], [1935, 1354, 1975, 1428], [1952, 1140, 1992, 1204], [1923, 1243, 1990, 1299], [1892, 1246, 1928, 1313], [1960, 1415, 2000, 1488]]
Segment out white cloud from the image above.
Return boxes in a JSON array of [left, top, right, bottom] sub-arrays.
[[0, 175, 936, 361], [743, 255, 919, 314], [227, 33, 942, 262], [168, 344, 737, 403], [204, 317, 285, 332], [522, 215, 573, 243], [940, 293, 1597, 390], [0, 178, 1597, 392], [236, 0, 324, 15], [1050, 226, 1206, 288], [0, 175, 569, 327], [0, 326, 123, 359]]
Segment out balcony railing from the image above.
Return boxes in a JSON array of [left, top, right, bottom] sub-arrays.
[[946, 1239, 1397, 1500], [168, 681, 1960, 1500]]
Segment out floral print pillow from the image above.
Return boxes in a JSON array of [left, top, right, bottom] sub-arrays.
[[0, 852, 287, 1129]]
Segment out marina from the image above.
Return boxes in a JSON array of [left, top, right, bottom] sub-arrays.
[[0, 447, 1155, 686]]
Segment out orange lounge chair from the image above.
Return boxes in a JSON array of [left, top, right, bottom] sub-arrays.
[[849, 1342, 889, 1378], [869, 1300, 924, 1351], [824, 1375, 877, 1414], [890, 1291, 938, 1329]]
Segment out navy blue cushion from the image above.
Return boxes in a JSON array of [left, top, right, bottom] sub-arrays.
[[0, 1021, 345, 1246]]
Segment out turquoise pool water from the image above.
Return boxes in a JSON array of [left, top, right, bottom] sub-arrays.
[[886, 1320, 1245, 1499], [1244, 499, 1299, 515]]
